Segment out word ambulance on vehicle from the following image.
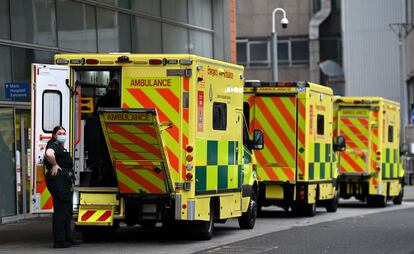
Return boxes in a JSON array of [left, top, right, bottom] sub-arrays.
[[30, 54, 264, 239], [334, 97, 404, 207], [244, 81, 345, 216]]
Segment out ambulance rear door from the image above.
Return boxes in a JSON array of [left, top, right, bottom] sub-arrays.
[[31, 64, 70, 213]]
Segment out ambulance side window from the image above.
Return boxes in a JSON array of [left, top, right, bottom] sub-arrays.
[[243, 102, 250, 130], [213, 102, 227, 130], [317, 114, 324, 135], [243, 102, 250, 145], [42, 90, 62, 133], [388, 125, 394, 143]]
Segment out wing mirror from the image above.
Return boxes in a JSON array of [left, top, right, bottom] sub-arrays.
[[401, 143, 409, 155], [334, 136, 346, 152], [252, 129, 264, 150]]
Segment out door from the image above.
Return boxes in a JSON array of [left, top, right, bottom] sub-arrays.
[[31, 64, 70, 213], [338, 108, 370, 174], [253, 95, 297, 182], [15, 110, 31, 217]]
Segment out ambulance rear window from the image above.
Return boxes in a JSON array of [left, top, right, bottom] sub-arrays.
[[213, 102, 227, 130], [42, 90, 62, 133]]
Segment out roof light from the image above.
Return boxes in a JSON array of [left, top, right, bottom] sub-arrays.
[[70, 59, 83, 65], [56, 58, 69, 65], [180, 59, 193, 65], [275, 82, 296, 87], [116, 56, 131, 63], [134, 60, 147, 64], [100, 60, 114, 64], [149, 59, 162, 65], [85, 59, 99, 64], [167, 59, 178, 64]]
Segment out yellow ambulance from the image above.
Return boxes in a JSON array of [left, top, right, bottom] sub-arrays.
[[30, 54, 264, 239], [334, 97, 404, 207], [244, 81, 345, 216]]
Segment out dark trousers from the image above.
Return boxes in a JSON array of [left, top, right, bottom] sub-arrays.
[[46, 170, 73, 243]]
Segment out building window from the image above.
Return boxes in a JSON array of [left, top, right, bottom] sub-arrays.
[[97, 8, 131, 52], [0, 0, 10, 39], [320, 38, 342, 62], [212, 102, 227, 131], [236, 38, 309, 67], [388, 125, 394, 143], [291, 40, 309, 65], [56, 0, 97, 52], [317, 114, 324, 135], [11, 0, 57, 46], [43, 90, 62, 133]]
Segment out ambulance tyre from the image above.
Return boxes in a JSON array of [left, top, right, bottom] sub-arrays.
[[326, 190, 339, 213], [238, 190, 257, 229], [303, 202, 317, 217], [196, 203, 214, 240], [393, 186, 404, 205]]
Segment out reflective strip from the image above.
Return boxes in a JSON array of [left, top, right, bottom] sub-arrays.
[[253, 96, 296, 182], [124, 82, 182, 183], [339, 116, 369, 174], [79, 209, 112, 223], [116, 165, 166, 194], [195, 140, 242, 194], [37, 180, 53, 210]]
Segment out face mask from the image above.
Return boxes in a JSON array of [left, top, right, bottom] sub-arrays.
[[56, 135, 66, 144]]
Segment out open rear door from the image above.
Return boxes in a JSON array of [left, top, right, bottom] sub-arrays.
[[31, 64, 70, 213], [98, 108, 174, 195]]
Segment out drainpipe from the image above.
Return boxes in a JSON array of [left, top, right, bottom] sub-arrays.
[[309, 0, 332, 83]]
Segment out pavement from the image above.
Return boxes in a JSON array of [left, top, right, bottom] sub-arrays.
[[1, 185, 414, 253], [196, 206, 414, 254]]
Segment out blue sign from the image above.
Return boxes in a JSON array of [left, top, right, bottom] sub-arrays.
[[5, 82, 30, 99]]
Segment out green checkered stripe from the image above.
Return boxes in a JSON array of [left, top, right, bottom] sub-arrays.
[[382, 148, 399, 179], [195, 140, 243, 195], [308, 143, 333, 181]]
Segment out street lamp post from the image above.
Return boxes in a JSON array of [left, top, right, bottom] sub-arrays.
[[271, 8, 288, 81], [390, 23, 410, 141]]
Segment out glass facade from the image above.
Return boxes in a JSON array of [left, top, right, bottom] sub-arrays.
[[0, 108, 16, 218], [0, 0, 225, 221]]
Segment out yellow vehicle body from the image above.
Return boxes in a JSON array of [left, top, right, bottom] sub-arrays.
[[33, 53, 261, 239], [334, 97, 404, 206], [244, 81, 343, 216]]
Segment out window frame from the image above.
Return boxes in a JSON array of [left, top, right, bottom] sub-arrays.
[[42, 90, 62, 133], [212, 102, 227, 131], [317, 114, 325, 135], [236, 37, 310, 68], [388, 125, 394, 143]]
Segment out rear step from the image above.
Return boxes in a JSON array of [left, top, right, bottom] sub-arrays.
[[98, 108, 174, 195]]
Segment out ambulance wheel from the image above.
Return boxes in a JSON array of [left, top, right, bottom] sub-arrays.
[[393, 186, 404, 205], [238, 192, 257, 229], [139, 220, 157, 228], [303, 202, 317, 217], [196, 203, 214, 240], [326, 190, 339, 213]]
